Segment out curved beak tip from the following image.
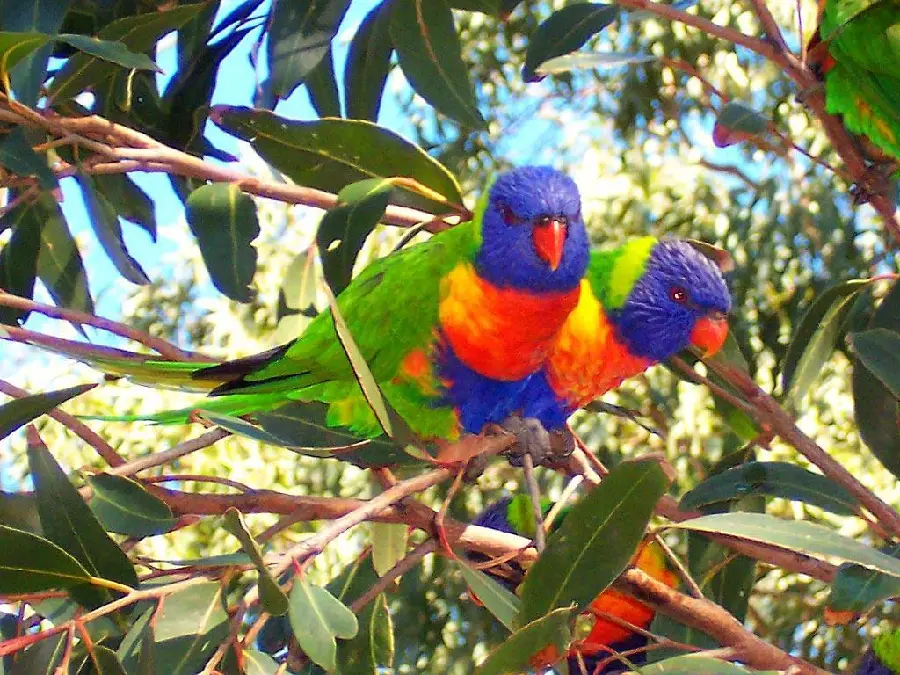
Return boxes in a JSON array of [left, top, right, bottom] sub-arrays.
[[690, 315, 729, 357], [533, 219, 567, 272]]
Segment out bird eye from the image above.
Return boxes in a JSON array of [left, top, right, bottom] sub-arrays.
[[669, 286, 688, 304], [500, 205, 523, 226]]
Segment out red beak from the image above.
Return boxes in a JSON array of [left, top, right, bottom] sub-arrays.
[[690, 314, 729, 357], [532, 218, 567, 271]]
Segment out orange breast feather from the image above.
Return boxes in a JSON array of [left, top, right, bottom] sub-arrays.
[[438, 264, 580, 381]]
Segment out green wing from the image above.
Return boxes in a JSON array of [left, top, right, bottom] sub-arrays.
[[825, 63, 900, 160]]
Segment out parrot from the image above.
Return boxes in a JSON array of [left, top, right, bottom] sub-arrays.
[[470, 495, 678, 673], [501, 236, 732, 459], [808, 0, 900, 164], [856, 628, 900, 675], [20, 166, 590, 456]]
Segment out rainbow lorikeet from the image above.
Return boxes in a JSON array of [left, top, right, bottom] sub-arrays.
[[857, 628, 900, 675], [31, 167, 589, 452], [503, 237, 731, 458], [808, 0, 900, 163], [471, 495, 678, 673]]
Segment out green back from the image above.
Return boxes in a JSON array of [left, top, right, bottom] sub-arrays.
[[586, 236, 657, 310], [874, 627, 900, 673]]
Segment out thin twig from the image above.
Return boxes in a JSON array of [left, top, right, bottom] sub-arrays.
[[651, 533, 703, 599], [0, 291, 202, 360], [0, 378, 125, 468], [350, 539, 438, 613], [107, 428, 231, 476]]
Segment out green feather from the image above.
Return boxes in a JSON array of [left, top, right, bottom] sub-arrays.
[[874, 628, 900, 673], [588, 236, 657, 309]]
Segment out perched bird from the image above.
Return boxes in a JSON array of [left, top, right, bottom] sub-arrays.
[[471, 495, 678, 673], [808, 0, 900, 164], [856, 628, 900, 675], [39, 167, 589, 451], [508, 237, 732, 452]]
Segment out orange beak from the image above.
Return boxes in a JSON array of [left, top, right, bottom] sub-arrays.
[[532, 218, 567, 271], [690, 313, 729, 357]]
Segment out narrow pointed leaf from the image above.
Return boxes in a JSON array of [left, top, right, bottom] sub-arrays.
[[7, 632, 66, 675], [457, 562, 520, 631], [288, 578, 359, 672], [345, 1, 393, 120], [390, 0, 483, 127], [536, 51, 655, 76], [49, 4, 207, 102], [2, 0, 71, 105], [520, 460, 670, 622], [316, 178, 392, 294], [852, 329, 900, 398], [266, 0, 350, 101], [474, 607, 573, 675], [673, 513, 900, 579], [0, 383, 96, 442], [829, 556, 900, 614], [679, 461, 860, 515], [87, 474, 176, 537], [93, 174, 156, 240], [55, 34, 160, 71], [0, 525, 91, 592], [152, 582, 229, 675], [782, 279, 869, 394], [27, 440, 138, 608], [78, 175, 150, 285], [211, 106, 462, 210], [36, 198, 94, 316], [853, 356, 900, 478], [371, 522, 407, 576], [185, 183, 260, 302], [222, 508, 289, 616], [640, 655, 778, 674], [0, 128, 58, 190], [244, 649, 280, 675], [306, 48, 341, 118], [0, 197, 41, 324], [522, 3, 619, 82], [0, 31, 51, 77], [336, 592, 395, 673], [86, 645, 126, 675]]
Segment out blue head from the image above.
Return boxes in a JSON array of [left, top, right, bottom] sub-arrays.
[[609, 240, 732, 362], [475, 166, 589, 293]]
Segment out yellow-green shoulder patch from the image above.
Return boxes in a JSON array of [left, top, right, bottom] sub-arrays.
[[471, 174, 498, 249], [605, 236, 657, 309]]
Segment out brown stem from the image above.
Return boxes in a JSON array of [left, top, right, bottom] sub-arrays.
[[349, 539, 438, 613], [107, 428, 231, 476], [0, 291, 201, 361], [0, 379, 125, 468]]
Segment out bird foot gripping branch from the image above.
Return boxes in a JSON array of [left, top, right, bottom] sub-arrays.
[[498, 416, 576, 468]]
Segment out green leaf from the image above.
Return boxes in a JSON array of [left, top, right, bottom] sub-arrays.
[[712, 101, 770, 148], [852, 329, 900, 398], [390, 0, 484, 127], [522, 3, 619, 82], [49, 4, 208, 102], [519, 460, 670, 623], [829, 547, 900, 614], [853, 355, 900, 478], [317, 178, 392, 294], [185, 183, 260, 302], [152, 582, 229, 675], [93, 173, 156, 241], [457, 562, 520, 631], [78, 174, 150, 285], [244, 649, 280, 675], [0, 31, 51, 77], [27, 440, 138, 608], [288, 578, 359, 672], [117, 607, 154, 672], [277, 248, 318, 328], [0, 383, 96, 442], [782, 279, 869, 397], [673, 512, 900, 579], [640, 655, 779, 674], [474, 607, 573, 675], [0, 197, 41, 324], [679, 461, 860, 516], [56, 34, 160, 71], [344, 1, 393, 121], [7, 632, 66, 675], [87, 474, 176, 537], [0, 525, 91, 592], [266, 0, 350, 101], [86, 645, 126, 675], [0, 128, 58, 190], [36, 197, 94, 316], [371, 522, 407, 576], [535, 51, 655, 76], [306, 48, 341, 118], [211, 106, 463, 211], [336, 593, 395, 674], [0, 490, 41, 534], [1, 0, 72, 105], [222, 508, 289, 616]]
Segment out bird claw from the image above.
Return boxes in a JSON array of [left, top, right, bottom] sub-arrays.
[[501, 416, 552, 467]]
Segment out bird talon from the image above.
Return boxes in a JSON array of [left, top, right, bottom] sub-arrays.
[[501, 416, 552, 467]]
